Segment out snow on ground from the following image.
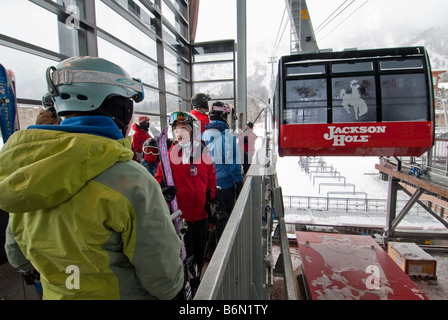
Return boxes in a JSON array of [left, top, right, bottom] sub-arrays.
[[275, 155, 448, 231], [276, 155, 406, 200]]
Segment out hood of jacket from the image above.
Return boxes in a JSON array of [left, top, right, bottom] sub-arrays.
[[0, 116, 133, 214], [205, 120, 229, 133]]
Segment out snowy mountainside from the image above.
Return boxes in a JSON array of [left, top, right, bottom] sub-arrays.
[[401, 25, 448, 70]]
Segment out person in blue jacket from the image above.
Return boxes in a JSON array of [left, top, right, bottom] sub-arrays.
[[202, 102, 243, 220]]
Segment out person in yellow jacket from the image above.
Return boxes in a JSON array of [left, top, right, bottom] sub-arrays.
[[0, 56, 184, 300]]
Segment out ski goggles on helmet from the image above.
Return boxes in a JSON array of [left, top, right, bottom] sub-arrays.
[[210, 102, 231, 114], [43, 67, 145, 104], [143, 146, 159, 155], [169, 111, 194, 127]]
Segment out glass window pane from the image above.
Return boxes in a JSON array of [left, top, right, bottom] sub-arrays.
[[164, 49, 178, 73], [381, 74, 428, 121], [115, 0, 156, 32], [380, 59, 423, 70], [165, 0, 188, 19], [179, 80, 188, 99], [193, 81, 234, 100], [332, 77, 377, 123], [193, 62, 234, 81], [332, 62, 373, 73], [130, 114, 161, 135], [165, 72, 180, 95], [166, 94, 183, 114], [162, 2, 176, 27], [162, 1, 187, 38], [287, 64, 325, 77], [98, 38, 158, 88], [1, 0, 59, 52], [193, 42, 235, 63], [285, 79, 327, 124], [134, 87, 160, 114], [96, 1, 157, 60], [0, 46, 56, 101]]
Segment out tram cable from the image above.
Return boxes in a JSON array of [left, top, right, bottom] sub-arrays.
[[314, 0, 350, 33], [319, 0, 369, 41], [315, 0, 357, 34], [271, 6, 288, 58]]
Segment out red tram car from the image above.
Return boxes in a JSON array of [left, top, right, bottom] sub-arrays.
[[273, 47, 435, 157]]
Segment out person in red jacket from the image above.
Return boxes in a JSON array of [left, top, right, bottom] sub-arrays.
[[132, 116, 151, 162], [154, 111, 216, 292], [190, 93, 210, 133]]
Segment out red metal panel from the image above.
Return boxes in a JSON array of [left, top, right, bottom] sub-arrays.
[[280, 121, 433, 157], [296, 232, 428, 300]]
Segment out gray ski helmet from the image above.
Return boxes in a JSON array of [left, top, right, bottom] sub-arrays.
[[43, 56, 144, 115], [191, 93, 210, 110]]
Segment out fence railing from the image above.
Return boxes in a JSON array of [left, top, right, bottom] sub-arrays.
[[194, 109, 296, 300], [430, 138, 448, 173], [404, 138, 448, 175], [194, 175, 263, 300], [283, 195, 448, 217]]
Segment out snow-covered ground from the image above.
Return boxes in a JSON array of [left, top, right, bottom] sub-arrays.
[[274, 155, 448, 231], [276, 155, 393, 199]]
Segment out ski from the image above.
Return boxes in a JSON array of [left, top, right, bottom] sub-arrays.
[[0, 64, 19, 144], [158, 126, 192, 300]]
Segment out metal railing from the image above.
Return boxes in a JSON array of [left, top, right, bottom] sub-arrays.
[[399, 138, 448, 175], [194, 106, 296, 300], [194, 175, 262, 300], [430, 138, 448, 173], [283, 195, 448, 216]]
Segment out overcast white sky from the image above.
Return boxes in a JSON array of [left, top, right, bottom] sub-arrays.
[[195, 0, 448, 59]]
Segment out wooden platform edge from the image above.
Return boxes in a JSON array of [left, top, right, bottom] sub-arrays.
[[375, 163, 448, 199]]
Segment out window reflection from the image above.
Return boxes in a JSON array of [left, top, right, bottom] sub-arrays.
[[381, 74, 428, 121], [193, 62, 234, 81], [129, 114, 161, 135], [332, 62, 373, 73], [0, 46, 55, 101], [96, 1, 157, 60], [162, 1, 187, 39], [98, 38, 158, 88], [164, 49, 179, 73], [134, 87, 160, 114], [332, 76, 376, 123], [166, 94, 183, 114], [165, 72, 180, 95], [1, 0, 59, 52], [285, 79, 327, 124], [114, 0, 157, 33], [193, 81, 234, 100]]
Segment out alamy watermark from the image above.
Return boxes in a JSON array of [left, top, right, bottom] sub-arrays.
[[65, 5, 80, 30], [65, 265, 80, 290], [365, 264, 381, 290]]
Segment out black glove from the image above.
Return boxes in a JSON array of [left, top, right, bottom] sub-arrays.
[[235, 181, 243, 197], [205, 199, 218, 217], [162, 186, 177, 202]]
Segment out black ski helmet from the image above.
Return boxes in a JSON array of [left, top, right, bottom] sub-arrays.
[[209, 101, 231, 122], [191, 93, 210, 110]]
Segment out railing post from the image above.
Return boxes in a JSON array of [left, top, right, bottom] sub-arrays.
[[250, 175, 266, 299]]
